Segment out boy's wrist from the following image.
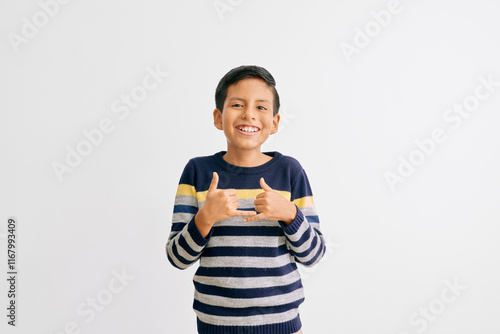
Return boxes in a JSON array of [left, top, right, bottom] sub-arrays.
[[196, 207, 213, 225], [194, 208, 214, 238], [281, 203, 297, 226]]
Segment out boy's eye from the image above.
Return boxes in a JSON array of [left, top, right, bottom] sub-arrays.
[[257, 106, 267, 110], [232, 104, 243, 108]]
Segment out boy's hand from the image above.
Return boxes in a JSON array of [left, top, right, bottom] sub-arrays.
[[243, 177, 297, 225], [196, 172, 256, 237]]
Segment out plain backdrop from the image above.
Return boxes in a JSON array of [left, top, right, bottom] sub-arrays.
[[1, 0, 500, 333]]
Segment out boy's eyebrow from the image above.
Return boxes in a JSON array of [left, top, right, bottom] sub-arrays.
[[227, 97, 271, 104]]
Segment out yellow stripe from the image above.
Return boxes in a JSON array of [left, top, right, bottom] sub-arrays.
[[197, 191, 207, 203], [237, 189, 291, 201], [176, 184, 197, 197], [195, 189, 291, 203], [176, 184, 313, 208], [292, 196, 315, 209]]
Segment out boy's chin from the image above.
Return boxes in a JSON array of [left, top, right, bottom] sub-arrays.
[[227, 143, 266, 151]]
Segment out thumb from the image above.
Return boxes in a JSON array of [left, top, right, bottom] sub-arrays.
[[260, 177, 273, 191], [208, 171, 219, 194]]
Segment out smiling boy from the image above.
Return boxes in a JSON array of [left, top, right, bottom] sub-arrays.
[[166, 65, 325, 334]]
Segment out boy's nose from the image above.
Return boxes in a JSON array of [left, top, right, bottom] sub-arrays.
[[241, 107, 256, 119]]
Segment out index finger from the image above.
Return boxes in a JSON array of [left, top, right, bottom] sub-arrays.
[[243, 213, 264, 222], [231, 210, 257, 217]]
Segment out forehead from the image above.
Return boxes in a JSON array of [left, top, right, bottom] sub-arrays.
[[226, 78, 273, 101]]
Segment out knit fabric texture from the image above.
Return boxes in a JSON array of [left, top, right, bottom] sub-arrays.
[[166, 151, 326, 334]]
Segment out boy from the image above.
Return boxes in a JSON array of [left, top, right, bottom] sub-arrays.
[[166, 65, 325, 334]]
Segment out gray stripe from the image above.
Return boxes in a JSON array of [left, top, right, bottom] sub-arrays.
[[166, 243, 187, 269], [300, 205, 317, 216], [213, 216, 280, 227], [194, 270, 301, 289], [206, 235, 286, 248], [200, 253, 291, 268], [171, 237, 200, 262], [199, 198, 255, 209], [194, 287, 304, 308], [195, 308, 299, 326], [285, 217, 310, 239], [172, 212, 195, 223], [174, 194, 198, 206], [182, 224, 205, 253]]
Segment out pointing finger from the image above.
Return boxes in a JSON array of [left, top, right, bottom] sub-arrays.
[[232, 210, 256, 217], [243, 213, 264, 222]]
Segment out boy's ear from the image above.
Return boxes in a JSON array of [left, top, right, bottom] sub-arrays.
[[213, 109, 223, 130], [270, 114, 280, 135]]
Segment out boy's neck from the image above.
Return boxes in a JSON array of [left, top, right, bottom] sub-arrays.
[[222, 148, 272, 167]]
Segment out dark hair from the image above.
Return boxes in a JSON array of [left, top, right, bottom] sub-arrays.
[[215, 65, 280, 116]]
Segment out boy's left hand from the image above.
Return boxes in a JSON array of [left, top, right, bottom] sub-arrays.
[[243, 177, 297, 225]]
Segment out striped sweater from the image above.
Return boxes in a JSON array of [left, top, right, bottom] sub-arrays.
[[166, 150, 326, 334]]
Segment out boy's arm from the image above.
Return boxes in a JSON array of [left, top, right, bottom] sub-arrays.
[[167, 168, 254, 270], [166, 160, 211, 270], [279, 168, 326, 267]]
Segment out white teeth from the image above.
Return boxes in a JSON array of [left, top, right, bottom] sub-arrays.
[[239, 127, 258, 132]]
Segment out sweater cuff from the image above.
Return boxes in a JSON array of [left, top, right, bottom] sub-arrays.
[[279, 204, 304, 235], [187, 216, 211, 246]]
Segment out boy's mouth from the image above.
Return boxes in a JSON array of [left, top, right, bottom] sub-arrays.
[[236, 125, 260, 135]]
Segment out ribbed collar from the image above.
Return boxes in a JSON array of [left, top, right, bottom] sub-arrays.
[[214, 151, 282, 175]]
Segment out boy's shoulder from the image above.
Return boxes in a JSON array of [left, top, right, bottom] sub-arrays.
[[277, 151, 304, 171]]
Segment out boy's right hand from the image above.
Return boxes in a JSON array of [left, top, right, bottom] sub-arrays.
[[195, 172, 256, 237]]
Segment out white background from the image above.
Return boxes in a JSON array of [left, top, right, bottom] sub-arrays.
[[1, 0, 500, 333]]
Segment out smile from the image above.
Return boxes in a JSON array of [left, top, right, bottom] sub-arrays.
[[236, 125, 260, 135]]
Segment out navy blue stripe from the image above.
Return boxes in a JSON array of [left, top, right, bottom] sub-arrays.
[[195, 263, 297, 278], [167, 251, 180, 269], [193, 298, 304, 317], [294, 234, 319, 258], [202, 244, 289, 257], [197, 315, 302, 334], [194, 278, 302, 299], [305, 215, 319, 223], [177, 233, 200, 258], [287, 226, 312, 248], [302, 243, 326, 266], [173, 204, 197, 214], [171, 222, 186, 232], [170, 241, 192, 266], [236, 208, 258, 212], [212, 225, 283, 237]]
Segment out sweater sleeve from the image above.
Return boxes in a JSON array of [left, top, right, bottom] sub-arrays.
[[279, 168, 326, 267], [166, 159, 211, 270]]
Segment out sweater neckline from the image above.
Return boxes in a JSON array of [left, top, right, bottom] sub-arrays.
[[214, 151, 282, 174]]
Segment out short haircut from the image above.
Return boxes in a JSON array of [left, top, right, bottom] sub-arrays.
[[215, 65, 280, 116]]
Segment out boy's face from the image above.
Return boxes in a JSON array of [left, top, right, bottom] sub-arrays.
[[214, 78, 280, 152]]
